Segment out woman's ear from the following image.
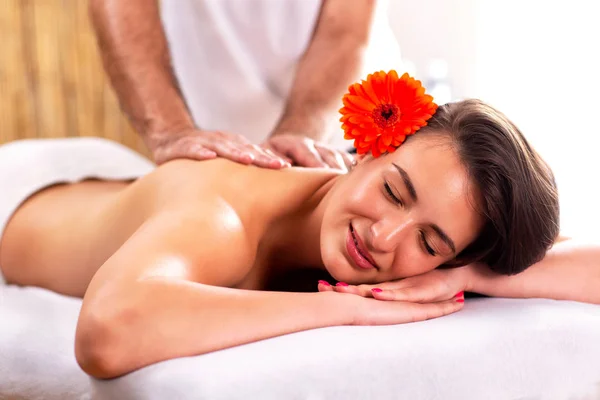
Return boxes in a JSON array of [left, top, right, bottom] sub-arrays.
[[348, 151, 371, 170], [348, 152, 366, 171]]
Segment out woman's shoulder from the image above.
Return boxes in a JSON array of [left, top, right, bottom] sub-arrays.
[[146, 158, 340, 210], [132, 158, 339, 236], [113, 158, 341, 284]]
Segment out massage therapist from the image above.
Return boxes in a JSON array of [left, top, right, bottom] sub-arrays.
[[90, 0, 402, 170]]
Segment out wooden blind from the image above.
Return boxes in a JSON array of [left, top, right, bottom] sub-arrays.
[[0, 0, 149, 157]]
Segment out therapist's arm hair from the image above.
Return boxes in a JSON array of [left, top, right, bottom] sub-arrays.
[[89, 0, 195, 140], [272, 0, 378, 141]]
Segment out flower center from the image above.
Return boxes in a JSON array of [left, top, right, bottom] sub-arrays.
[[372, 104, 400, 128]]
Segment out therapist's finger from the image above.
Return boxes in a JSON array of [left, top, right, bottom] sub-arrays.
[[262, 146, 293, 165], [213, 142, 256, 164], [287, 142, 327, 168], [340, 151, 356, 170], [183, 143, 218, 160], [154, 136, 219, 164], [315, 145, 347, 171], [256, 145, 293, 167], [244, 144, 290, 168]]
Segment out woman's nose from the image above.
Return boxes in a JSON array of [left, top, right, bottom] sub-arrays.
[[369, 217, 412, 253]]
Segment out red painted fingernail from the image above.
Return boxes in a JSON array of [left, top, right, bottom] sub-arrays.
[[454, 291, 464, 298], [336, 282, 349, 287], [318, 280, 331, 286], [456, 298, 464, 303], [371, 288, 382, 293]]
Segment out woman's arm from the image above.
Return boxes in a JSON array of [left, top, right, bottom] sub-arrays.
[[77, 205, 462, 379], [320, 237, 600, 305], [75, 207, 351, 379], [468, 238, 600, 304]]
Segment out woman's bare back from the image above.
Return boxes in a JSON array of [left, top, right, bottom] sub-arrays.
[[0, 159, 338, 297], [0, 173, 159, 297]]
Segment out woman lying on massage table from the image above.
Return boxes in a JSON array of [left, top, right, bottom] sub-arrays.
[[0, 72, 596, 380]]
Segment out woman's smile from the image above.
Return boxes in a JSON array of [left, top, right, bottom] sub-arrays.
[[346, 222, 379, 270]]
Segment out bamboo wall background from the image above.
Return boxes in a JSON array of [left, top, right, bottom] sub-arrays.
[[0, 0, 149, 156]]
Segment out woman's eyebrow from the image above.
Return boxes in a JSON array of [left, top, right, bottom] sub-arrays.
[[392, 163, 417, 202]]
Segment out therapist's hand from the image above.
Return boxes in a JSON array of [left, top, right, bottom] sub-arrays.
[[262, 133, 355, 171], [148, 128, 292, 168]]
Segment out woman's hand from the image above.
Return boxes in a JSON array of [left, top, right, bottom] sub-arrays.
[[318, 266, 473, 304], [339, 290, 465, 326]]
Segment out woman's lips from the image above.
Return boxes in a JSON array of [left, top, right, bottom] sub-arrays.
[[346, 223, 378, 270]]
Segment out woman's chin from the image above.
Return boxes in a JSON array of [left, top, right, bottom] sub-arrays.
[[323, 257, 356, 283], [320, 242, 358, 282]]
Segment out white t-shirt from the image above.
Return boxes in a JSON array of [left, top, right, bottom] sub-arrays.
[[160, 0, 403, 150]]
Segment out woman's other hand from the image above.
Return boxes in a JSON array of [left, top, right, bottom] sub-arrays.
[[317, 266, 474, 304], [332, 288, 464, 326]]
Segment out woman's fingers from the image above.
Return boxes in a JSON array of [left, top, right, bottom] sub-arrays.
[[318, 279, 464, 304], [353, 296, 465, 326], [334, 282, 369, 296], [372, 286, 464, 303], [317, 280, 335, 292], [320, 280, 411, 296], [402, 297, 465, 323], [317, 281, 374, 297]]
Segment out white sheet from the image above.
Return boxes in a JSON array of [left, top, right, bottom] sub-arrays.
[[92, 297, 600, 400], [2, 284, 600, 400], [0, 285, 91, 400]]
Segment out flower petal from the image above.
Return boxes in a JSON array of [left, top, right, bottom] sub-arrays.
[[340, 70, 437, 158], [382, 133, 392, 146], [361, 79, 381, 105], [345, 95, 376, 111]]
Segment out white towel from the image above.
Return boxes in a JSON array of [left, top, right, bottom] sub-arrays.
[[0, 137, 155, 284]]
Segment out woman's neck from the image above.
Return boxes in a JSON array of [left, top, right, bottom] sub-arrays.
[[263, 172, 339, 274]]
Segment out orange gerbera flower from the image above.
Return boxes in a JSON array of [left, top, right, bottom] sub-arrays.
[[340, 70, 438, 157]]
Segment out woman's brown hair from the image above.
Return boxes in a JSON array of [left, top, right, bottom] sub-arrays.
[[424, 99, 560, 275]]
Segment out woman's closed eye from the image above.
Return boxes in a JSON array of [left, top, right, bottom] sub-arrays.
[[384, 181, 403, 206], [420, 230, 436, 256], [383, 180, 435, 256]]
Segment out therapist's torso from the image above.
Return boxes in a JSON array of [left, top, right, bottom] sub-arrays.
[[160, 0, 402, 149]]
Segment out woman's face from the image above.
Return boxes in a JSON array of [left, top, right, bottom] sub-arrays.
[[320, 134, 484, 284]]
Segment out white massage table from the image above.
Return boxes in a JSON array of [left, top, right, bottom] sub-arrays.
[[2, 283, 600, 400]]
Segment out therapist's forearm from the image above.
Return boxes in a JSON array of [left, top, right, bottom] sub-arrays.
[[469, 240, 600, 304], [89, 0, 195, 139], [272, 0, 377, 141]]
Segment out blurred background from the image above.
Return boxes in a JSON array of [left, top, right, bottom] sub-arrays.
[[390, 0, 600, 240], [0, 0, 145, 154], [0, 0, 598, 239]]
